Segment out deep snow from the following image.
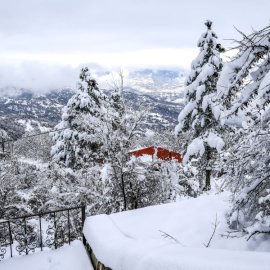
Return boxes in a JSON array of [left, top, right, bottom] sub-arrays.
[[83, 192, 270, 270], [0, 241, 93, 270]]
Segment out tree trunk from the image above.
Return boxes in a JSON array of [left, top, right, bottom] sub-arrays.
[[205, 169, 211, 190], [121, 173, 127, 211], [204, 146, 212, 190]]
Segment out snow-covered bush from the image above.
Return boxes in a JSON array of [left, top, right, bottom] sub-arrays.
[[218, 24, 270, 239], [176, 163, 200, 198], [14, 133, 52, 162], [0, 158, 51, 218], [106, 155, 174, 210]]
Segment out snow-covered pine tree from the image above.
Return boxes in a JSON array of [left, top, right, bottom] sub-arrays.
[[175, 20, 225, 190], [50, 67, 107, 169], [217, 25, 270, 239]]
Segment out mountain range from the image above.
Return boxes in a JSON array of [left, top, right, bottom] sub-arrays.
[[0, 69, 186, 139]]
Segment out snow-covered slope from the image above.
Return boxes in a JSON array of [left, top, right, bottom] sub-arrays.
[[125, 69, 185, 94], [83, 193, 270, 270]]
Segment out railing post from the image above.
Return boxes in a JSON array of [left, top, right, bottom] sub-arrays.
[[39, 215, 43, 251], [53, 212, 57, 249], [8, 221, 13, 258], [1, 205, 86, 260], [67, 210, 71, 245], [23, 218, 28, 255]]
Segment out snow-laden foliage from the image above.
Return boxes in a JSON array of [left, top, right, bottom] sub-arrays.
[[221, 128, 270, 239], [50, 67, 107, 169], [183, 132, 225, 164], [112, 156, 172, 210], [0, 157, 111, 218], [101, 72, 181, 211], [103, 153, 198, 212], [217, 25, 270, 117], [218, 24, 270, 239], [49, 69, 185, 214], [0, 159, 51, 219], [14, 133, 52, 162], [176, 20, 225, 190]]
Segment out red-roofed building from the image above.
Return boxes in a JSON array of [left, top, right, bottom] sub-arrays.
[[129, 146, 182, 163]]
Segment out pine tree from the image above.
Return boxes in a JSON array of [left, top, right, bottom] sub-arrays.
[[175, 20, 225, 190], [50, 67, 107, 169]]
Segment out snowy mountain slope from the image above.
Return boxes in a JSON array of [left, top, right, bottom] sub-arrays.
[[83, 192, 270, 270], [125, 69, 185, 93], [124, 87, 184, 130], [0, 89, 73, 139]]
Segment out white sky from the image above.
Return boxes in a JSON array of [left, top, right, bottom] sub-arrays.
[[0, 0, 269, 90]]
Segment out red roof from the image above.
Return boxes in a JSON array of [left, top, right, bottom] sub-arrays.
[[129, 146, 182, 163]]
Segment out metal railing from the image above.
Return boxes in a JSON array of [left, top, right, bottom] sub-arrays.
[[0, 206, 86, 261]]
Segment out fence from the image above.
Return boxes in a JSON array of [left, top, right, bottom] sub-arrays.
[[0, 206, 86, 261]]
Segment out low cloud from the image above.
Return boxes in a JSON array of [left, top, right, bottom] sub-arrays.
[[0, 56, 189, 96], [0, 61, 107, 96]]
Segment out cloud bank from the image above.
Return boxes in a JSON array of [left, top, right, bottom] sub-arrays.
[[0, 62, 107, 95]]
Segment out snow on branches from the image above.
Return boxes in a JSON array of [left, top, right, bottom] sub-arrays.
[[217, 25, 270, 118], [176, 20, 225, 190], [50, 67, 107, 169], [218, 24, 270, 239]]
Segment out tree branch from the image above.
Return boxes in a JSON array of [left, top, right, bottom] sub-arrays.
[[203, 214, 219, 248]]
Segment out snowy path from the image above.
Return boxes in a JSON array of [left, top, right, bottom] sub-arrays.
[[83, 193, 270, 270], [0, 241, 93, 270]]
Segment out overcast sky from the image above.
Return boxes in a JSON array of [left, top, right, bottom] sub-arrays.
[[0, 0, 269, 91]]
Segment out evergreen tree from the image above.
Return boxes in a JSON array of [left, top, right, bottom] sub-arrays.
[[50, 67, 107, 169], [175, 20, 225, 190]]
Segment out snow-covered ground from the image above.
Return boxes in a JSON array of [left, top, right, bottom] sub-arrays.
[[83, 192, 270, 270], [1, 241, 93, 270]]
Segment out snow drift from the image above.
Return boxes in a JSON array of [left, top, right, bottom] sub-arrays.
[[84, 193, 270, 270]]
